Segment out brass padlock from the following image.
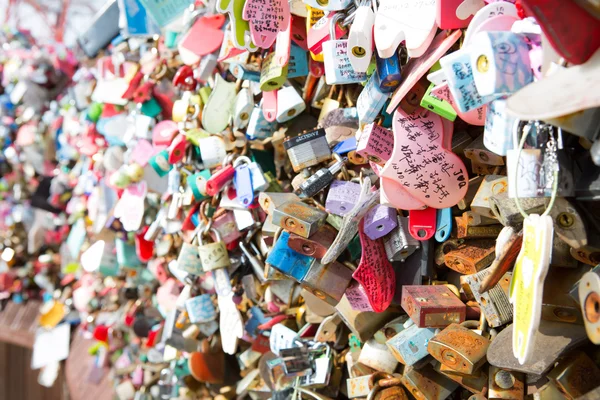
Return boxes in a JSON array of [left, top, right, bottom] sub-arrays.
[[436, 364, 488, 396], [427, 323, 490, 375], [271, 200, 328, 238], [443, 239, 496, 275], [464, 135, 505, 167], [401, 364, 459, 400], [197, 227, 231, 271], [471, 175, 507, 219], [547, 351, 600, 399], [301, 260, 352, 306]]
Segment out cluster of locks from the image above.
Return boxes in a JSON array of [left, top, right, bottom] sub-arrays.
[[1, 0, 600, 399]]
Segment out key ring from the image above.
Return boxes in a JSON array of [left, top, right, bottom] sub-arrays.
[[513, 120, 560, 219]]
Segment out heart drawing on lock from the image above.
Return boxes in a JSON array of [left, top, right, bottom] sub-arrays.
[[455, 0, 486, 21], [381, 106, 468, 209]]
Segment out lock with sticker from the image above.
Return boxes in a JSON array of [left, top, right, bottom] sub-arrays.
[[323, 16, 367, 85], [375, 52, 402, 93], [356, 70, 389, 124]]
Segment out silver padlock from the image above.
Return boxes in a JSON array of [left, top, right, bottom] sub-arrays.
[[384, 216, 420, 262]]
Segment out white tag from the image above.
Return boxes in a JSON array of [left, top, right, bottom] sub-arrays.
[[270, 323, 298, 355], [322, 180, 379, 264], [113, 181, 147, 231], [218, 293, 244, 355], [32, 323, 71, 369]]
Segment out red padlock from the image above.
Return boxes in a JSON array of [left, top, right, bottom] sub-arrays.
[[172, 65, 197, 92]]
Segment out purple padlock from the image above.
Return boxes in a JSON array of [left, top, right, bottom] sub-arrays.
[[363, 204, 398, 240], [325, 180, 362, 216]]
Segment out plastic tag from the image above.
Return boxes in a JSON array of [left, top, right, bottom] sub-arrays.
[[380, 177, 426, 210], [218, 293, 245, 354], [381, 106, 468, 208], [216, 0, 258, 51], [262, 90, 278, 122], [120, 0, 160, 37], [374, 0, 437, 58], [434, 207, 452, 242], [270, 323, 298, 355], [352, 220, 395, 312], [408, 207, 437, 241], [437, 0, 484, 29], [234, 163, 254, 207], [179, 15, 226, 64], [510, 214, 553, 365], [202, 74, 236, 134], [322, 179, 379, 264], [243, 0, 291, 48]]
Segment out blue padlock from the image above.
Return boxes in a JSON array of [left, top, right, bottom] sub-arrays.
[[356, 70, 389, 124], [229, 63, 261, 82], [435, 208, 452, 242], [116, 238, 143, 269], [386, 320, 435, 366], [245, 306, 271, 337], [265, 231, 315, 282], [185, 294, 217, 323], [288, 44, 309, 79], [246, 106, 277, 140], [376, 52, 402, 93]]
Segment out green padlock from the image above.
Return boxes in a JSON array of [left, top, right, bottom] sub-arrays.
[[420, 82, 457, 122], [260, 52, 288, 92], [141, 97, 162, 118]]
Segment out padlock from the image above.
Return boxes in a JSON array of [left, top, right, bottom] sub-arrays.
[[401, 285, 467, 328], [247, 105, 277, 141], [304, 0, 352, 11], [284, 128, 332, 172], [233, 87, 254, 130], [230, 62, 261, 82], [272, 200, 328, 238], [470, 175, 507, 219], [488, 367, 524, 400], [470, 31, 533, 99], [307, 12, 346, 59], [148, 150, 173, 178], [356, 71, 389, 124], [489, 191, 546, 228], [288, 44, 309, 78], [280, 346, 313, 377], [347, 3, 374, 74], [300, 344, 333, 388], [355, 123, 394, 166], [402, 364, 460, 400], [177, 239, 204, 275], [437, 365, 488, 396], [259, 192, 301, 215], [363, 205, 398, 240], [197, 227, 230, 272], [463, 269, 513, 328], [484, 99, 516, 156], [287, 224, 337, 258], [464, 135, 504, 167], [386, 319, 435, 366], [547, 351, 600, 399], [443, 239, 495, 275], [197, 135, 227, 169], [325, 180, 361, 216], [462, 211, 498, 227], [421, 81, 458, 122], [358, 339, 399, 374], [260, 52, 288, 92], [295, 157, 345, 198], [376, 52, 402, 93], [276, 86, 306, 123], [384, 216, 420, 262], [185, 293, 217, 324], [427, 323, 490, 375], [455, 216, 503, 239], [301, 259, 352, 306], [266, 231, 315, 281], [335, 294, 397, 342], [205, 165, 236, 196], [323, 39, 368, 85], [439, 48, 490, 113]]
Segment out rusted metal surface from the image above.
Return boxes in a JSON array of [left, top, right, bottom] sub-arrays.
[[302, 260, 352, 305], [444, 239, 496, 275], [471, 175, 507, 218], [465, 136, 505, 166], [401, 285, 466, 328], [488, 366, 524, 400], [542, 267, 585, 325], [272, 201, 327, 238], [571, 245, 600, 266], [462, 211, 499, 227], [456, 216, 504, 239], [288, 225, 337, 258], [489, 191, 546, 228], [487, 322, 588, 375], [547, 351, 600, 400], [427, 323, 490, 375], [464, 269, 513, 328], [401, 364, 459, 400], [438, 365, 488, 396], [479, 230, 522, 293]]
